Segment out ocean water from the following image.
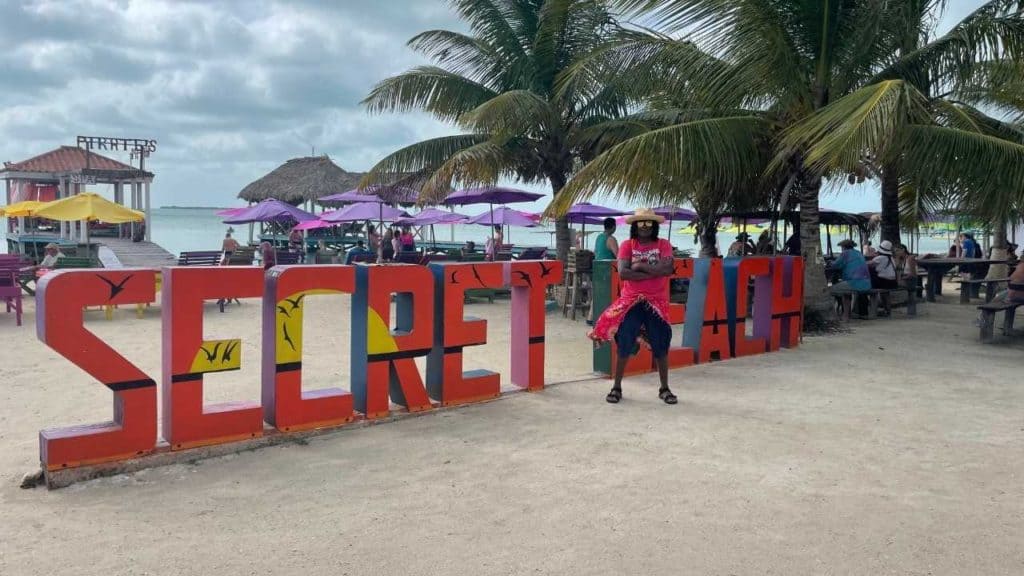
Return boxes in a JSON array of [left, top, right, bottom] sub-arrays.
[[148, 207, 966, 257], [1, 206, 978, 257]]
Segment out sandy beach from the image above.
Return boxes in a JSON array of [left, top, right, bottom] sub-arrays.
[[0, 290, 1022, 575]]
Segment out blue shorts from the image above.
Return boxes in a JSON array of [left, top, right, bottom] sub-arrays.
[[615, 302, 672, 358]]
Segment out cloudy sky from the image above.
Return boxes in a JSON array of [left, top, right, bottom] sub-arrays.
[[0, 0, 987, 211]]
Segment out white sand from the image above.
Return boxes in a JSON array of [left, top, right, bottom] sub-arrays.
[[0, 291, 1022, 575]]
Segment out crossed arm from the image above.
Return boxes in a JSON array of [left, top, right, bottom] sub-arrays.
[[618, 257, 674, 280]]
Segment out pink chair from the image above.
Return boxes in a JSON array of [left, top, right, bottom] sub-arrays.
[[0, 265, 23, 326]]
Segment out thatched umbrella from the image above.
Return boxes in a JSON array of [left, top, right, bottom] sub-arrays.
[[237, 156, 364, 206]]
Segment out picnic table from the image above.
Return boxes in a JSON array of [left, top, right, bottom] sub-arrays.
[[915, 258, 1006, 302]]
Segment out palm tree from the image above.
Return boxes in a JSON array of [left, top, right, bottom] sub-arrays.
[[781, 0, 1024, 245], [548, 0, 897, 314], [360, 0, 634, 263]]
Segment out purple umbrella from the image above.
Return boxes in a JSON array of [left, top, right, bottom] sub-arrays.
[[216, 206, 250, 217], [565, 202, 627, 244], [653, 205, 697, 245], [466, 206, 538, 227], [321, 202, 409, 223], [319, 185, 420, 205], [443, 187, 544, 206], [395, 207, 469, 226], [292, 218, 338, 231], [223, 198, 318, 224]]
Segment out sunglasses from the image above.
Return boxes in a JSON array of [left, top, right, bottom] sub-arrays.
[[636, 221, 654, 228]]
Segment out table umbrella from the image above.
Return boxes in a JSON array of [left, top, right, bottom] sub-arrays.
[[466, 206, 537, 246], [222, 198, 318, 224], [446, 187, 544, 246], [653, 206, 697, 245], [291, 218, 337, 231], [215, 206, 251, 217], [394, 208, 469, 248], [319, 185, 420, 205], [33, 192, 145, 250], [1, 200, 49, 217], [565, 202, 626, 248]]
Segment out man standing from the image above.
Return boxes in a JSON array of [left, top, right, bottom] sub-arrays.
[[589, 209, 677, 405], [594, 217, 619, 260]]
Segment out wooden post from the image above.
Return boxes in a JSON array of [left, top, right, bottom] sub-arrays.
[[144, 180, 152, 241]]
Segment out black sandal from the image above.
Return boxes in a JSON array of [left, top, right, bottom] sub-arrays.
[[658, 388, 678, 405], [606, 388, 622, 404]]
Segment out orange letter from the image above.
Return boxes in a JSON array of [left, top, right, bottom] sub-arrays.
[[426, 262, 505, 403], [506, 259, 563, 390], [162, 266, 264, 450], [262, 265, 355, 432], [36, 269, 157, 469], [351, 265, 434, 418]]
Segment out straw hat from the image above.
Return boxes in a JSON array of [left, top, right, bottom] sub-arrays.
[[877, 240, 893, 255], [44, 243, 59, 250], [624, 208, 665, 224]]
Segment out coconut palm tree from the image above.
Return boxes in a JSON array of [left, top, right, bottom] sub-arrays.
[[548, 0, 898, 314], [780, 0, 1024, 244], [360, 0, 638, 263]]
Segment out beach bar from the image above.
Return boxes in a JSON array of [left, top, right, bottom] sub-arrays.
[[2, 142, 155, 252]]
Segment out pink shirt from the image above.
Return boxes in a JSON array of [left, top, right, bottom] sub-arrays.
[[618, 238, 673, 300]]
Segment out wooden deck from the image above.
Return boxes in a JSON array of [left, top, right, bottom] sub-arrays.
[[98, 237, 176, 268]]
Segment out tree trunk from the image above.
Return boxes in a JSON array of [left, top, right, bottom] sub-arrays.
[[880, 164, 901, 245], [993, 218, 1007, 249], [799, 176, 831, 316], [549, 173, 571, 265], [697, 214, 719, 257]]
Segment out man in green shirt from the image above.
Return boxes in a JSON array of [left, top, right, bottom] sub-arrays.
[[588, 217, 619, 325], [594, 217, 619, 261]]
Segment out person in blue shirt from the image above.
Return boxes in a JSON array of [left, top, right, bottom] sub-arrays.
[[344, 240, 373, 264], [828, 239, 871, 321]]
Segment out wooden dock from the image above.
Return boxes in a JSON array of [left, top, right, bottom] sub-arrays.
[[99, 237, 176, 268]]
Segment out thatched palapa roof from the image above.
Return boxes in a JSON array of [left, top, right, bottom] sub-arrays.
[[238, 155, 440, 205], [238, 156, 363, 204]]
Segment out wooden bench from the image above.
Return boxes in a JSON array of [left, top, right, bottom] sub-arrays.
[[977, 301, 1020, 342], [53, 257, 98, 269], [833, 286, 913, 319], [178, 251, 222, 266], [956, 277, 1008, 304]]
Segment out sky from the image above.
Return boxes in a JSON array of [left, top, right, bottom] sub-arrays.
[[0, 0, 990, 213]]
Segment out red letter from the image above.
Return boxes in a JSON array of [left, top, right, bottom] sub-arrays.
[[698, 259, 733, 363], [506, 259, 563, 390], [36, 269, 157, 469], [666, 258, 696, 368], [769, 257, 804, 351], [351, 265, 434, 418], [426, 262, 505, 403], [162, 267, 264, 450], [734, 258, 772, 357], [262, 265, 355, 432]]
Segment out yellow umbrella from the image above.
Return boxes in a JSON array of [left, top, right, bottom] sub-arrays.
[[33, 192, 144, 223], [1, 200, 49, 217]]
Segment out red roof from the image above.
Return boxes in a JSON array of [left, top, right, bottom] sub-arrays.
[[2, 146, 141, 174]]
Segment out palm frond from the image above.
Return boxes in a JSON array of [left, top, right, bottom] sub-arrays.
[[458, 89, 557, 135], [779, 80, 931, 175], [407, 30, 505, 86], [361, 134, 490, 190], [547, 115, 771, 215], [902, 124, 1024, 219], [362, 66, 499, 122]]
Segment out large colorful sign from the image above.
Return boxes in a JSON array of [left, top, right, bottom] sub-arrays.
[[35, 257, 801, 472]]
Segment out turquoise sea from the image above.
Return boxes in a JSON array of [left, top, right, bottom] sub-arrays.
[[145, 207, 968, 257], [3, 206, 973, 257]]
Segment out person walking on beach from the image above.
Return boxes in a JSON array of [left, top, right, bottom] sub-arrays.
[[589, 208, 678, 405], [222, 228, 240, 259]]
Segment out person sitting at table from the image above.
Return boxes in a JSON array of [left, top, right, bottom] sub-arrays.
[[864, 241, 878, 258], [828, 239, 871, 321], [727, 232, 755, 257], [345, 240, 373, 264], [381, 227, 396, 261], [755, 230, 773, 254], [895, 243, 917, 282], [260, 241, 277, 270], [38, 243, 65, 269], [485, 225, 503, 261], [868, 240, 898, 316]]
